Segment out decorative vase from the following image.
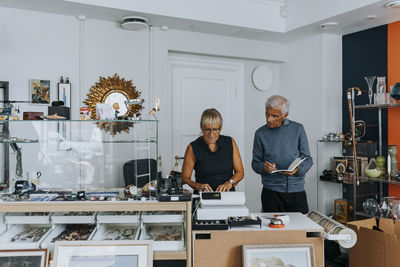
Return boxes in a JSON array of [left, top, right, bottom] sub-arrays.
[[388, 145, 398, 178], [376, 77, 387, 104], [365, 158, 382, 178]]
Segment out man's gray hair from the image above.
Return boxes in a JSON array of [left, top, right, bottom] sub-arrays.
[[265, 95, 290, 115]]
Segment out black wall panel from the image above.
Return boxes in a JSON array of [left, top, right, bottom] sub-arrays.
[[342, 25, 388, 156]]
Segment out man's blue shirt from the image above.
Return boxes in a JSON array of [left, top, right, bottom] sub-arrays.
[[251, 119, 313, 193]]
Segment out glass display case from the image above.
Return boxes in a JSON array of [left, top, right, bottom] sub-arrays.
[[0, 119, 158, 192]]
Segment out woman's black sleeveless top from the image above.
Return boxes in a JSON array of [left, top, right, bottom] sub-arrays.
[[191, 135, 234, 191]]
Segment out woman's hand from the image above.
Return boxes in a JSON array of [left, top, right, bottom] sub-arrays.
[[216, 182, 233, 192], [197, 183, 213, 192]]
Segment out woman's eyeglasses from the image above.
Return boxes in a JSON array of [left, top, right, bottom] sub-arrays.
[[202, 128, 221, 134]]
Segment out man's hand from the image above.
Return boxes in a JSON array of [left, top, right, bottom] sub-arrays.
[[280, 166, 299, 176], [264, 161, 276, 173], [216, 182, 233, 192]]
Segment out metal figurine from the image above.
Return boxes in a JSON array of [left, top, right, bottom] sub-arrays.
[[346, 87, 362, 185]]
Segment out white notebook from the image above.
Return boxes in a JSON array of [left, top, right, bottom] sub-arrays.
[[270, 157, 307, 173]]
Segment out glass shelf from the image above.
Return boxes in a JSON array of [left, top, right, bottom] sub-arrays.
[[0, 139, 39, 143], [0, 119, 158, 123], [354, 103, 400, 109], [0, 139, 157, 144], [359, 175, 400, 185], [318, 179, 343, 184], [318, 140, 344, 143]]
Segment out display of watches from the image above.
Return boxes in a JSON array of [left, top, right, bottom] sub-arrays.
[[229, 179, 235, 186]]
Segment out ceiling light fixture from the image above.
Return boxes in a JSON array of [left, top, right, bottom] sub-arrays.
[[319, 22, 338, 30], [121, 16, 149, 31], [385, 1, 400, 8]]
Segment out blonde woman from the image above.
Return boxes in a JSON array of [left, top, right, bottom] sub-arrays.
[[181, 108, 244, 192]]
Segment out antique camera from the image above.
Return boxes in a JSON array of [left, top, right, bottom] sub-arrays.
[[14, 180, 36, 195]]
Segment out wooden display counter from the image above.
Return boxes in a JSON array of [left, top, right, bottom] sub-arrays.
[[192, 213, 324, 267], [0, 200, 192, 267]]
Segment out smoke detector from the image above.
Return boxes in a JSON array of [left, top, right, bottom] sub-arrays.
[[319, 22, 338, 30], [121, 16, 149, 31]]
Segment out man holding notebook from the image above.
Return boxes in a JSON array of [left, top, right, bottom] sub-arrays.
[[252, 95, 313, 214]]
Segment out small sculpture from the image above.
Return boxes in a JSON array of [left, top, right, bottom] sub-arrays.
[[113, 102, 120, 119]]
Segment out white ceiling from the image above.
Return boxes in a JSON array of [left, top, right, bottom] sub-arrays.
[[1, 0, 400, 42]]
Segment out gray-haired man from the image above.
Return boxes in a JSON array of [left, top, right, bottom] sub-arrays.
[[251, 95, 313, 214]]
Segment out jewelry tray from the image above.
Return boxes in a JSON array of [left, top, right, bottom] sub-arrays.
[[0, 224, 52, 249], [140, 222, 185, 251], [92, 223, 140, 241], [40, 224, 96, 252]]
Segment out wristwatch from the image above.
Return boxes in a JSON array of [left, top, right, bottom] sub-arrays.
[[229, 179, 235, 187]]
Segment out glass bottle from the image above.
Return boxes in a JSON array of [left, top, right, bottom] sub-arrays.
[[376, 77, 386, 104]]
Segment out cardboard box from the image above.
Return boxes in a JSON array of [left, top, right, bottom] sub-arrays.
[[348, 218, 400, 267]]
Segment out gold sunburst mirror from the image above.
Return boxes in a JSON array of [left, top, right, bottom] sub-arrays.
[[84, 73, 144, 136]]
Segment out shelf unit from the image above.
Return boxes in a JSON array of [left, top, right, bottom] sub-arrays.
[[350, 103, 400, 219], [0, 201, 192, 265]]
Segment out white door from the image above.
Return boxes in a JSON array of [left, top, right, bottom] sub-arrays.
[[169, 55, 244, 190]]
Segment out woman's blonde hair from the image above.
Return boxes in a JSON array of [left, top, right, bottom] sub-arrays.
[[200, 108, 223, 130]]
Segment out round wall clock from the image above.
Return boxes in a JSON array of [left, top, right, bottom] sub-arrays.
[[251, 65, 274, 91]]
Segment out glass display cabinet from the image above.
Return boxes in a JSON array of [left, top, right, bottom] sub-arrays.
[[0, 119, 158, 191]]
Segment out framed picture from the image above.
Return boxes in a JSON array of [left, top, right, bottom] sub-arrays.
[[0, 249, 47, 267], [242, 243, 315, 267], [58, 82, 71, 108], [31, 79, 50, 104], [334, 198, 349, 223], [54, 240, 153, 267]]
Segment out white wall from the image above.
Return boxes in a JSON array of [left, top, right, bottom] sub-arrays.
[[280, 33, 342, 211], [0, 6, 288, 201]]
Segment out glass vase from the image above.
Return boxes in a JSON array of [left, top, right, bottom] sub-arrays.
[[376, 77, 387, 104], [365, 158, 381, 178], [364, 76, 376, 105]]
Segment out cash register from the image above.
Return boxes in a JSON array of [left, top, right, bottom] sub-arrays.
[[196, 191, 249, 220]]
